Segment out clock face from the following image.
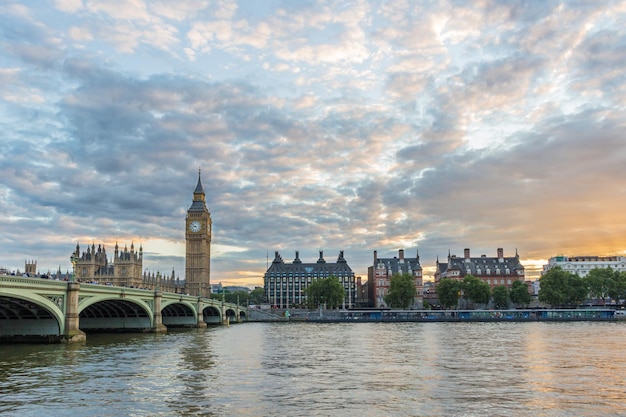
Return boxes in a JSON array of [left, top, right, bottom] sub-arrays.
[[189, 221, 201, 233]]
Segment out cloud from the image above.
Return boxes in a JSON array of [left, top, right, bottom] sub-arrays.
[[1, 1, 626, 286]]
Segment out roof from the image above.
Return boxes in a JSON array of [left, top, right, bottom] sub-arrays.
[[194, 170, 204, 194], [374, 256, 422, 275], [189, 170, 209, 212], [265, 251, 354, 276], [445, 255, 524, 276]]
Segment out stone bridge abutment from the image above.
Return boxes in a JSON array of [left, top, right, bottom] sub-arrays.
[[0, 276, 247, 343]]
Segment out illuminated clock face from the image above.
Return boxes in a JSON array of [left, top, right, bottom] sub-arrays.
[[189, 221, 201, 233]]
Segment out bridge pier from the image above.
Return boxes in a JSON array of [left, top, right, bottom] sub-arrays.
[[63, 282, 86, 343], [152, 291, 167, 333], [196, 298, 208, 328]]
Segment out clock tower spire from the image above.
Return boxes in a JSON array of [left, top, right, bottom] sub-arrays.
[[185, 169, 212, 297]]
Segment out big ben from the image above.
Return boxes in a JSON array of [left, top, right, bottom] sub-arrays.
[[185, 170, 212, 297]]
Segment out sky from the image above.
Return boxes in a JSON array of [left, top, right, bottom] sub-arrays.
[[2, 0, 626, 287]]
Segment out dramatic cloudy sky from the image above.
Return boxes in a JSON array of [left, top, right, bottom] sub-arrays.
[[2, 0, 626, 287]]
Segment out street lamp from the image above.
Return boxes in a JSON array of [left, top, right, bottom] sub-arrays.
[[70, 254, 78, 282]]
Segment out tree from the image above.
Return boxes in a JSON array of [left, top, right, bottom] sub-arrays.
[[510, 280, 531, 306], [436, 278, 461, 308], [384, 273, 416, 309], [462, 275, 491, 307], [492, 285, 509, 309], [249, 287, 265, 305], [608, 271, 626, 307], [585, 268, 615, 302], [539, 267, 586, 307], [567, 275, 588, 305], [306, 276, 345, 309]]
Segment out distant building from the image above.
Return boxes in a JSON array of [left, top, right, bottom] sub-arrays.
[[354, 276, 368, 307], [264, 250, 356, 309], [25, 260, 37, 276], [543, 255, 626, 277], [71, 242, 184, 292], [223, 285, 251, 293], [435, 247, 525, 288], [367, 249, 423, 308], [423, 281, 438, 306], [67, 172, 213, 295], [185, 170, 212, 298]]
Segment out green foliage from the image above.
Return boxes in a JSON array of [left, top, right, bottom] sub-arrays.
[[510, 280, 531, 306], [249, 287, 265, 305], [583, 268, 619, 298], [608, 271, 626, 305], [539, 267, 587, 307], [436, 278, 461, 308], [305, 276, 345, 309], [209, 290, 253, 305], [492, 285, 509, 309], [384, 273, 416, 309], [463, 274, 491, 306]]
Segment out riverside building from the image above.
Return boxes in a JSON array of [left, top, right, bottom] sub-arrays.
[[367, 249, 423, 308], [264, 250, 356, 309], [435, 247, 525, 288], [68, 172, 212, 296], [542, 255, 626, 277], [71, 242, 184, 292]]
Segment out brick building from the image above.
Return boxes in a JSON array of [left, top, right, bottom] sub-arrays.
[[435, 247, 525, 288], [367, 249, 423, 308]]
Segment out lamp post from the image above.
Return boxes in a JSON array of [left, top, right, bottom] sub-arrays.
[[70, 254, 78, 282]]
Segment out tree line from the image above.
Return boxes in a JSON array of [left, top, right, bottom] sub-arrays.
[[536, 266, 626, 307], [435, 266, 626, 309], [245, 266, 626, 310], [435, 275, 530, 309]]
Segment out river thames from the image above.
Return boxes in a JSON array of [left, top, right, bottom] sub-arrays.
[[1, 321, 625, 416]]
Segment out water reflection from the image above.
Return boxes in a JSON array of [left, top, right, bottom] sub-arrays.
[[1, 322, 626, 416]]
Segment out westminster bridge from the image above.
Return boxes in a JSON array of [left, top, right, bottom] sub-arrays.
[[0, 275, 248, 343]]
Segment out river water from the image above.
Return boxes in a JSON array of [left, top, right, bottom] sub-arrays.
[[1, 321, 625, 416]]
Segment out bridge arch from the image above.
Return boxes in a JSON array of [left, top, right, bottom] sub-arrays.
[[78, 296, 153, 332], [224, 308, 237, 322], [0, 291, 64, 339], [161, 300, 198, 327], [202, 305, 222, 324]]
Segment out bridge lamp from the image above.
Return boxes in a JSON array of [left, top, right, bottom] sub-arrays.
[[70, 254, 79, 282]]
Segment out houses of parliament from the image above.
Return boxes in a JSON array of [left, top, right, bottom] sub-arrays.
[[70, 172, 212, 297]]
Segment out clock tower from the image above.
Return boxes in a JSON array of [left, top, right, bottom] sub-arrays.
[[185, 170, 212, 297]]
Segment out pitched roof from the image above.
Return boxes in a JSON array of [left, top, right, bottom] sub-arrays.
[[265, 251, 354, 276], [446, 255, 524, 276]]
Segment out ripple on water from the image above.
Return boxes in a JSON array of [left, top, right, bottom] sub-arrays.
[[1, 322, 626, 416]]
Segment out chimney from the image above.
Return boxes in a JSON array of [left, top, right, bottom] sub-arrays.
[[399, 249, 405, 260], [374, 250, 378, 265], [497, 248, 504, 259], [464, 248, 470, 259]]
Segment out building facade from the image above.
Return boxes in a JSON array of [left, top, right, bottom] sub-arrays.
[[24, 260, 37, 276], [264, 250, 356, 309], [367, 249, 423, 308], [69, 173, 212, 296], [185, 171, 212, 297], [70, 242, 184, 292], [542, 255, 626, 277], [435, 247, 525, 288]]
